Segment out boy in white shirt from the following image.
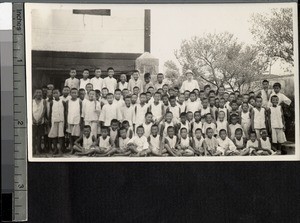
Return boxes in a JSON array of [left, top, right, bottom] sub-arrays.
[[90, 68, 103, 91], [127, 125, 150, 156], [186, 91, 201, 114], [48, 89, 66, 156], [217, 129, 239, 156], [103, 67, 117, 93], [64, 68, 80, 89], [148, 92, 164, 124], [99, 93, 121, 127], [268, 82, 291, 107], [79, 68, 91, 90], [121, 95, 134, 128], [113, 89, 125, 107], [32, 88, 47, 155], [81, 90, 101, 138], [143, 73, 154, 93], [134, 93, 149, 127], [60, 86, 71, 102], [154, 73, 165, 91], [66, 88, 82, 150], [117, 73, 128, 91], [128, 70, 144, 93]]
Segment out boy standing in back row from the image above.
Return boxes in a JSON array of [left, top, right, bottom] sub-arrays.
[[64, 68, 80, 89], [103, 67, 117, 93]]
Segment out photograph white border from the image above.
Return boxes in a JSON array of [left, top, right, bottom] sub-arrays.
[[25, 3, 299, 162]]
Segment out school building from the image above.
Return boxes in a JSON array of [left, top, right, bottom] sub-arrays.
[[31, 8, 159, 90]]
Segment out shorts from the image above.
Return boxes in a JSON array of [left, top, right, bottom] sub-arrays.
[[271, 128, 286, 143], [32, 124, 44, 139], [85, 121, 98, 137], [67, 124, 81, 137], [48, 122, 64, 138]]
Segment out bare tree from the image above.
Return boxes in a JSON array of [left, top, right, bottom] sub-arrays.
[[175, 32, 268, 91]]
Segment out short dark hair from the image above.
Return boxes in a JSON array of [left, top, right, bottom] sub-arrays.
[[273, 82, 281, 89], [84, 125, 91, 130], [63, 86, 70, 89], [106, 93, 114, 97], [235, 128, 243, 134], [114, 89, 121, 93], [107, 67, 114, 72], [110, 119, 119, 125], [144, 73, 151, 78], [145, 112, 153, 117], [157, 73, 164, 76], [180, 127, 187, 133], [204, 84, 211, 90], [195, 128, 202, 133], [70, 88, 78, 92], [180, 112, 187, 117], [219, 129, 227, 134], [262, 79, 269, 84]]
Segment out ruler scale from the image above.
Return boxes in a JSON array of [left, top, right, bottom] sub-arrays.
[[12, 3, 27, 222]]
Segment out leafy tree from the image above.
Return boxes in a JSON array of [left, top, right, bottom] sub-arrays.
[[250, 8, 294, 65], [175, 32, 268, 92], [164, 60, 180, 83]]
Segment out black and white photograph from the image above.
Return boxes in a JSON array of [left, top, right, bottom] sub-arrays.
[[25, 3, 299, 161]]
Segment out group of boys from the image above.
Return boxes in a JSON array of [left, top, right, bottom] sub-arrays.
[[32, 67, 292, 157]]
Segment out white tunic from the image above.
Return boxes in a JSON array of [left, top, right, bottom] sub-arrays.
[[103, 77, 117, 93], [186, 100, 201, 114], [165, 136, 177, 148], [90, 77, 103, 91], [99, 136, 111, 148], [168, 105, 181, 121], [32, 99, 45, 123], [260, 89, 273, 107], [134, 104, 149, 126], [51, 99, 64, 122], [83, 134, 94, 150], [142, 122, 153, 138], [201, 107, 211, 117], [246, 139, 259, 149], [82, 100, 100, 121], [64, 77, 80, 89], [119, 137, 130, 150], [99, 103, 121, 126], [79, 78, 91, 90], [149, 135, 160, 150], [194, 137, 204, 149], [68, 99, 81, 124], [270, 106, 284, 128], [180, 137, 190, 148], [260, 137, 271, 150], [118, 82, 128, 91], [177, 102, 186, 113], [216, 120, 228, 135], [150, 102, 163, 121], [234, 137, 244, 148], [253, 107, 266, 129], [180, 79, 199, 92], [122, 105, 135, 126], [110, 128, 118, 143], [127, 135, 149, 152], [217, 137, 236, 151]]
